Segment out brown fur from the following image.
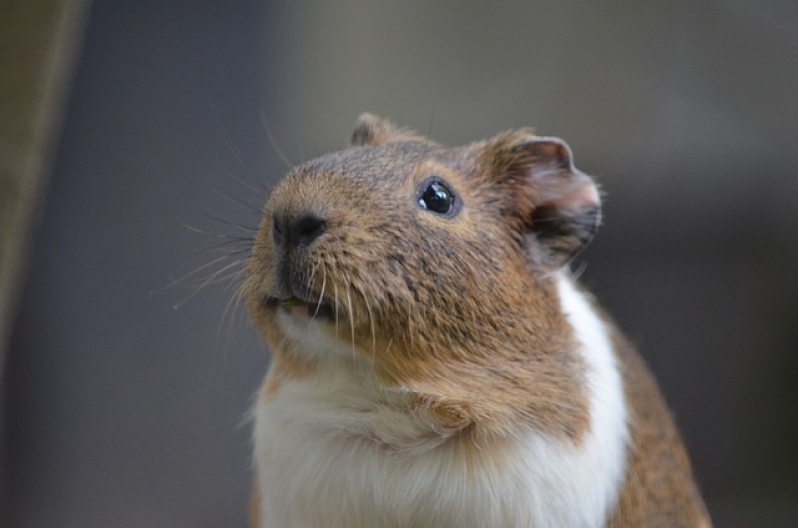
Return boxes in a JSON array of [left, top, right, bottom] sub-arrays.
[[608, 326, 711, 527], [249, 480, 260, 528], [350, 112, 429, 146], [244, 114, 710, 526]]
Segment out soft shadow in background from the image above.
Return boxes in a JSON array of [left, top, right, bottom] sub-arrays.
[[4, 1, 798, 526]]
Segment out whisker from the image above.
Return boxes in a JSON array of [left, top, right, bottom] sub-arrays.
[[190, 258, 247, 292], [425, 106, 436, 142], [179, 221, 253, 242], [193, 244, 252, 257], [345, 282, 356, 364], [211, 183, 263, 215], [218, 270, 247, 293], [381, 338, 393, 366], [302, 260, 319, 322], [223, 168, 265, 197], [309, 137, 321, 157], [219, 125, 257, 177], [169, 258, 247, 309], [199, 206, 259, 234], [259, 109, 294, 170], [333, 280, 340, 340], [313, 266, 328, 321], [217, 273, 247, 354], [569, 260, 588, 281], [154, 254, 236, 295], [201, 258, 248, 283], [360, 286, 377, 365], [410, 126, 435, 185]]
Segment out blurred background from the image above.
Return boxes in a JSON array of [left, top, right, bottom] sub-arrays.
[[2, 0, 797, 526]]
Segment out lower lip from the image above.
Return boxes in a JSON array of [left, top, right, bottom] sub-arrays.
[[284, 303, 313, 319], [274, 299, 337, 321]]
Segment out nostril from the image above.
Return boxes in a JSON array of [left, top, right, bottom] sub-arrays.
[[295, 214, 327, 245], [272, 213, 285, 247], [273, 213, 326, 248]]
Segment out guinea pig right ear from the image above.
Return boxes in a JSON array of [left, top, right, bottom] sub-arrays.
[[350, 113, 425, 146], [485, 131, 602, 269]]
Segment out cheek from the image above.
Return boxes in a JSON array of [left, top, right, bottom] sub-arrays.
[[245, 236, 278, 291]]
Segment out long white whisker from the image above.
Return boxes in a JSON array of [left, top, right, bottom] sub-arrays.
[[259, 109, 294, 170], [303, 261, 319, 327], [333, 281, 340, 339], [217, 274, 246, 354], [154, 254, 233, 295], [361, 287, 377, 365], [345, 282, 356, 365], [313, 266, 327, 321], [169, 258, 247, 309]]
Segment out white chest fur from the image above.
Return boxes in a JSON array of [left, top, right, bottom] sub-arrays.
[[253, 275, 629, 528]]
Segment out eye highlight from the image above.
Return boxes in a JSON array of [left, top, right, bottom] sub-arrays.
[[418, 178, 458, 216]]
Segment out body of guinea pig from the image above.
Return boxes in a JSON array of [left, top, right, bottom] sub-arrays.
[[243, 114, 710, 528]]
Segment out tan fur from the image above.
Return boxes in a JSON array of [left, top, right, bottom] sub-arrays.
[[244, 114, 710, 527]]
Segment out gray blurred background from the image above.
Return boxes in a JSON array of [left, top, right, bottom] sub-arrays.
[[2, 0, 798, 526]]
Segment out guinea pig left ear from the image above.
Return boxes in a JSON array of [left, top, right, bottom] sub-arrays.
[[493, 134, 602, 268], [350, 113, 426, 146]]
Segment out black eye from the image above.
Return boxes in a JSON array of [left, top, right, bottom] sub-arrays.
[[418, 179, 457, 216]]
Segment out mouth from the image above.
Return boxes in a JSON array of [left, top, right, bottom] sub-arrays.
[[265, 295, 338, 321]]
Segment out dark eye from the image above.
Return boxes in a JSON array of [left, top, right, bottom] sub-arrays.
[[418, 179, 457, 216]]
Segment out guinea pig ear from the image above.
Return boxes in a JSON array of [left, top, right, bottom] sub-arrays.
[[487, 132, 601, 268], [350, 113, 425, 146]]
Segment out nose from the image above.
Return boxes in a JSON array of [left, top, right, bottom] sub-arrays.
[[272, 213, 327, 248]]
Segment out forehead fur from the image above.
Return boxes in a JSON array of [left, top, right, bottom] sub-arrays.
[[296, 141, 447, 182]]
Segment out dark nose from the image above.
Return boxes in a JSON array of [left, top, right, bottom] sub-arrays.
[[272, 213, 327, 248]]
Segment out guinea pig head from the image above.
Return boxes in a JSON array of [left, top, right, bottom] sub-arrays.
[[244, 114, 600, 438]]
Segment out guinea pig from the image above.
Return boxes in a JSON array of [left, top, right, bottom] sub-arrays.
[[243, 113, 711, 528]]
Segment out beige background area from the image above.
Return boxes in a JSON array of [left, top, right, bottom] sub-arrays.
[[3, 1, 798, 526], [0, 0, 89, 370]]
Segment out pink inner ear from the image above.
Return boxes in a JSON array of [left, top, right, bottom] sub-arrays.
[[488, 131, 602, 267], [527, 164, 600, 212], [521, 137, 599, 212]]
